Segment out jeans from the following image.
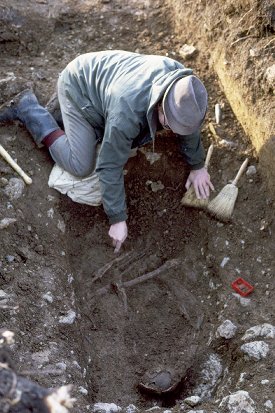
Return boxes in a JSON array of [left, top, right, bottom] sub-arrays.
[[48, 76, 98, 177]]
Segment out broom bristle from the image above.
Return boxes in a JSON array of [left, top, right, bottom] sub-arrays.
[[181, 186, 209, 209], [207, 183, 238, 221]]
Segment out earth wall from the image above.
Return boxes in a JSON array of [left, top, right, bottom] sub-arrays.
[[167, 0, 275, 196]]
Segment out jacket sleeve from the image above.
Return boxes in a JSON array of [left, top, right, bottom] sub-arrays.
[[177, 130, 205, 170], [96, 115, 140, 225]]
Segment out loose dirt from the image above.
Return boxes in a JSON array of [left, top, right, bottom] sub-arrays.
[[0, 1, 274, 412]]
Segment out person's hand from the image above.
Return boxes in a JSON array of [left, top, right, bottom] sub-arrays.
[[108, 221, 128, 253], [185, 167, 215, 199]]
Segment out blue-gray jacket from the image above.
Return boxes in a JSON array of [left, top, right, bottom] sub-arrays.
[[61, 50, 205, 224]]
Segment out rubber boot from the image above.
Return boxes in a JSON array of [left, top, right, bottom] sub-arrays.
[[0, 89, 60, 145]]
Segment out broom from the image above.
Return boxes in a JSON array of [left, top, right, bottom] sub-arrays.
[[207, 158, 248, 221], [181, 143, 214, 209]]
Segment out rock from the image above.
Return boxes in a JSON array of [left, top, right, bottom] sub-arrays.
[[47, 208, 54, 218], [265, 64, 275, 88], [0, 218, 17, 229], [264, 400, 273, 410], [193, 354, 223, 399], [232, 293, 251, 307], [220, 391, 256, 413], [125, 405, 138, 413], [59, 310, 76, 324], [246, 165, 257, 176], [184, 395, 201, 407], [220, 257, 230, 268], [43, 292, 54, 303], [4, 178, 25, 200], [241, 324, 275, 341], [139, 148, 161, 164], [0, 290, 9, 299], [179, 44, 197, 59], [55, 362, 67, 371], [5, 255, 15, 263], [79, 386, 88, 395], [240, 340, 269, 360], [0, 177, 8, 186], [146, 180, 164, 192], [216, 320, 237, 339], [57, 219, 66, 233], [93, 403, 122, 413]]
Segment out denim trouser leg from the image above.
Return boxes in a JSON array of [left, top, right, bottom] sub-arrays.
[[48, 78, 98, 177]]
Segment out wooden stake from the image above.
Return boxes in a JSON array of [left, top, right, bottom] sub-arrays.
[[0, 144, 32, 185]]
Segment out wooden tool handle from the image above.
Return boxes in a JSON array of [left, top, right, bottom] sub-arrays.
[[205, 144, 214, 169], [232, 158, 248, 186], [0, 144, 32, 185]]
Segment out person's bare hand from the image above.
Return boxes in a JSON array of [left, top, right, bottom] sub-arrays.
[[185, 167, 215, 199], [108, 221, 128, 253]]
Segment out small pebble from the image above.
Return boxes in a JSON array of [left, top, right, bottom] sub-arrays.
[[5, 255, 15, 263], [184, 396, 201, 407], [264, 400, 273, 410], [59, 310, 76, 324], [246, 165, 257, 176]]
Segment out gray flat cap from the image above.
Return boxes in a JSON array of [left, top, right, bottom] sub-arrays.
[[163, 75, 208, 135]]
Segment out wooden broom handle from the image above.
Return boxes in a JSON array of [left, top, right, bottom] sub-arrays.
[[204, 144, 214, 169], [232, 158, 248, 186], [0, 144, 32, 185]]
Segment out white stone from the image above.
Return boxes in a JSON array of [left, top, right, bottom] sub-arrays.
[[47, 208, 54, 218], [0, 218, 17, 229], [125, 405, 138, 413], [184, 396, 201, 407], [220, 257, 230, 268], [246, 165, 257, 176], [57, 219, 66, 233], [261, 379, 269, 384], [0, 290, 9, 299], [79, 386, 88, 395], [55, 361, 67, 371], [59, 309, 76, 324], [193, 353, 223, 399], [220, 390, 255, 413], [264, 400, 273, 410], [216, 320, 237, 339], [139, 148, 161, 165], [43, 292, 54, 303], [242, 324, 275, 341], [265, 64, 275, 86], [232, 293, 251, 307], [179, 44, 197, 59], [4, 178, 25, 200], [240, 341, 269, 360], [93, 403, 122, 413]]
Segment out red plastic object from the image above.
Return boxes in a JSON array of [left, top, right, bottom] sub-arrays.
[[231, 277, 254, 297]]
